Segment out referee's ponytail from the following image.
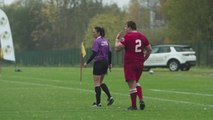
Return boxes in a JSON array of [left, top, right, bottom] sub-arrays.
[[100, 27, 105, 37]]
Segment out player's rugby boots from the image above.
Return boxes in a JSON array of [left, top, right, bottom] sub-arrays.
[[139, 100, 145, 110], [127, 106, 138, 110]]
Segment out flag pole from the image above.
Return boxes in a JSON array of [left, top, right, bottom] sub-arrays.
[[80, 52, 83, 84], [80, 42, 86, 84], [0, 58, 2, 76], [0, 57, 2, 77]]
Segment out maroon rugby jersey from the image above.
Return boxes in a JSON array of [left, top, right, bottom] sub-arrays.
[[120, 31, 149, 64]]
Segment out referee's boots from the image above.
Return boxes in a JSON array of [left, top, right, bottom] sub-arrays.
[[92, 102, 101, 107], [107, 97, 114, 106]]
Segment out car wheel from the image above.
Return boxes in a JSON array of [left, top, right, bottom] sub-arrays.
[[180, 66, 191, 71], [168, 60, 180, 71]]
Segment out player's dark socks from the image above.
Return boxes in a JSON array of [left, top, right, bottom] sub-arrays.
[[95, 86, 101, 105], [101, 83, 112, 99]]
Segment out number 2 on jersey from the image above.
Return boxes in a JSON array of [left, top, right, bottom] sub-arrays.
[[135, 39, 142, 53]]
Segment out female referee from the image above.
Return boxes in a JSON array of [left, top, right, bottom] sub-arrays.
[[84, 26, 114, 107]]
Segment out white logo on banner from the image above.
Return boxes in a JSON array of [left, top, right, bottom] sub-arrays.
[[0, 17, 7, 26], [3, 45, 13, 54], [1, 31, 10, 40]]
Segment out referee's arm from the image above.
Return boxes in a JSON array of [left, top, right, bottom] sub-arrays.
[[86, 51, 97, 64]]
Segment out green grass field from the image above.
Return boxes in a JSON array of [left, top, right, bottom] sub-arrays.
[[0, 67, 212, 120]]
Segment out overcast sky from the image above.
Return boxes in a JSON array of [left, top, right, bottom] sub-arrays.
[[4, 0, 13, 4], [5, 0, 130, 8], [103, 0, 130, 8]]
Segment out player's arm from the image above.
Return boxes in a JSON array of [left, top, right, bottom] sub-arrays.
[[144, 44, 152, 61], [115, 32, 124, 52], [115, 39, 124, 52]]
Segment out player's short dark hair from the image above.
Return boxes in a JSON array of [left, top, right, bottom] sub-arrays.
[[126, 21, 137, 30], [94, 26, 105, 37]]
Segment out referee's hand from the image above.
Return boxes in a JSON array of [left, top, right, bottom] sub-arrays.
[[84, 62, 88, 67], [108, 64, 112, 72]]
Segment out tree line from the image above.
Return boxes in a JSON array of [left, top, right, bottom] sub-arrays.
[[161, 0, 213, 44], [1, 0, 212, 52]]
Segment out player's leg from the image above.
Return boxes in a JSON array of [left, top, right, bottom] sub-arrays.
[[127, 80, 137, 110], [124, 63, 137, 110], [136, 65, 145, 110], [136, 82, 145, 110], [136, 82, 143, 101], [136, 68, 143, 101]]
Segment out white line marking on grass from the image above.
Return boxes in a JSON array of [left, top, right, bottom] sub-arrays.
[[0, 79, 93, 93], [150, 89, 213, 97], [10, 75, 91, 85], [11, 75, 63, 82], [111, 93, 213, 108], [145, 96, 213, 108], [0, 79, 213, 108]]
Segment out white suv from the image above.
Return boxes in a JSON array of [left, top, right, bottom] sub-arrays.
[[144, 45, 196, 71]]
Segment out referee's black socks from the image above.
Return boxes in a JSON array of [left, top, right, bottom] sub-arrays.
[[101, 83, 112, 100], [95, 86, 101, 105]]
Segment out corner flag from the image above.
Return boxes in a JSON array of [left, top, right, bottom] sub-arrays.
[[80, 42, 86, 83], [81, 42, 86, 58]]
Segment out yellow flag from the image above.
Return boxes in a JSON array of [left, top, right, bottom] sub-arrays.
[[81, 42, 86, 58], [0, 48, 3, 59]]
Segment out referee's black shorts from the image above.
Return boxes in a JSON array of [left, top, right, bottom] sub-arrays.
[[93, 60, 108, 75]]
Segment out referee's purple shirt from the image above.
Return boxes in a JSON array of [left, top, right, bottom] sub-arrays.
[[92, 36, 111, 62]]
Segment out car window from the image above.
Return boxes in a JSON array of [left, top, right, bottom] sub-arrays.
[[174, 46, 193, 52], [152, 47, 159, 53], [152, 46, 171, 53], [158, 47, 171, 53]]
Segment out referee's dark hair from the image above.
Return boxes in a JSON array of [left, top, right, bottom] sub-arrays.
[[126, 21, 137, 30], [94, 26, 105, 37]]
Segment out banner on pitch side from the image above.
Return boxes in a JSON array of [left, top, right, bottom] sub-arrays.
[[0, 9, 15, 61]]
